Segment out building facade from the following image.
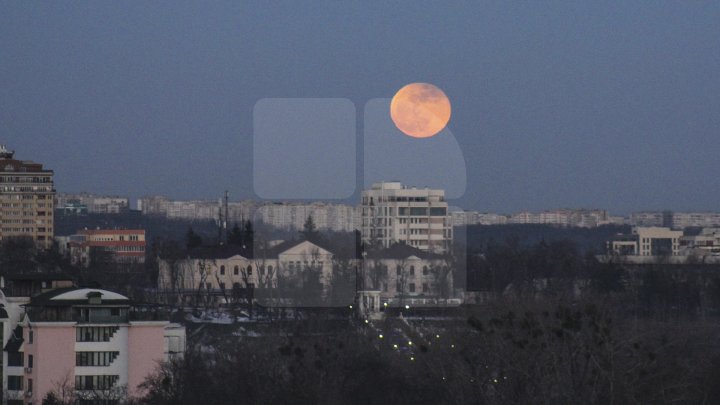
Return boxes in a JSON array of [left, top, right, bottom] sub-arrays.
[[361, 182, 452, 253], [55, 193, 129, 215], [158, 240, 339, 307], [0, 145, 54, 248], [1, 280, 184, 404], [607, 227, 683, 257], [58, 229, 146, 267]]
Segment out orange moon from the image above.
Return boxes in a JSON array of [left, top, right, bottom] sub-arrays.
[[390, 83, 451, 138]]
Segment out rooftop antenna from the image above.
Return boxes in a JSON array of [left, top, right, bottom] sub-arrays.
[[224, 190, 229, 244], [0, 145, 14, 159]]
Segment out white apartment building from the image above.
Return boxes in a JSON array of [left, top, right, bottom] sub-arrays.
[[55, 193, 129, 214], [138, 196, 359, 232], [361, 182, 452, 253], [608, 227, 682, 257]]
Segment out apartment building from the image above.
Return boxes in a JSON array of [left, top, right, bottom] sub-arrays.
[[0, 145, 54, 248], [361, 182, 452, 253], [55, 193, 129, 214], [0, 277, 184, 404]]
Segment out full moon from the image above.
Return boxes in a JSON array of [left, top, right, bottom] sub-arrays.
[[390, 83, 451, 138]]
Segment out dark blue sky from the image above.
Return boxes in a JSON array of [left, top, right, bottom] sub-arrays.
[[1, 1, 719, 214]]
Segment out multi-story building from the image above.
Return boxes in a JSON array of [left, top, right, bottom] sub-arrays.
[[451, 211, 509, 227], [157, 240, 461, 310], [0, 145, 54, 248], [253, 202, 359, 232], [157, 240, 339, 306], [138, 196, 360, 232], [508, 209, 612, 228], [607, 227, 683, 257], [631, 211, 720, 230], [679, 228, 720, 256], [361, 182, 452, 253], [361, 244, 458, 307], [0, 276, 184, 404], [57, 229, 146, 267], [55, 193, 129, 215]]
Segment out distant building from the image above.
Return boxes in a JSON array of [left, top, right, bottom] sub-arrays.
[[630, 211, 720, 229], [157, 240, 338, 306], [0, 145, 55, 248], [138, 195, 360, 232], [607, 227, 683, 257], [55, 193, 129, 215], [361, 244, 459, 308], [0, 278, 184, 403], [57, 229, 146, 267], [451, 211, 509, 226], [679, 228, 720, 256], [361, 182, 452, 253], [254, 202, 359, 232], [508, 209, 612, 228]]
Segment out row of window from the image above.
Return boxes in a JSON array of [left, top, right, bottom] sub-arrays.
[[1, 227, 52, 233], [393, 282, 435, 293], [0, 186, 53, 192], [76, 351, 120, 367], [0, 194, 39, 200], [76, 327, 119, 342], [0, 203, 40, 208], [0, 176, 52, 183], [75, 375, 119, 391]]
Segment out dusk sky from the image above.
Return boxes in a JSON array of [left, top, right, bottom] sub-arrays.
[[2, 1, 719, 214]]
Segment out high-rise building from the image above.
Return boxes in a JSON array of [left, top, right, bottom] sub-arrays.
[[0, 145, 54, 248], [361, 182, 452, 253]]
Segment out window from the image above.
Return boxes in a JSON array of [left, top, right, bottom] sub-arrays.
[[423, 266, 429, 275], [27, 378, 33, 393], [422, 283, 428, 293], [8, 351, 23, 366], [410, 266, 415, 275], [28, 354, 33, 368], [396, 265, 402, 276], [247, 265, 253, 276], [220, 265, 225, 275], [28, 330, 33, 344], [409, 283, 415, 293], [396, 282, 402, 291], [110, 308, 120, 316], [383, 283, 388, 292], [234, 265, 239, 275], [7, 375, 23, 390]]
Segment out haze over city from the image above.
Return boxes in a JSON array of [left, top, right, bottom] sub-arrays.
[[2, 2, 720, 214]]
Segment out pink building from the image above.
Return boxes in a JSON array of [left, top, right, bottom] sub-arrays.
[[1, 286, 185, 404]]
